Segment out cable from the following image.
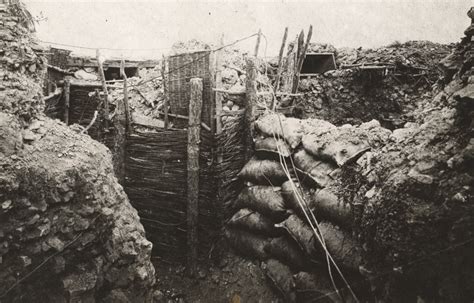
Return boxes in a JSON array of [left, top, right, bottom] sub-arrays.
[[129, 32, 259, 88], [37, 39, 172, 52]]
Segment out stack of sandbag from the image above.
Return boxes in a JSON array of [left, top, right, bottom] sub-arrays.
[[225, 113, 392, 302]]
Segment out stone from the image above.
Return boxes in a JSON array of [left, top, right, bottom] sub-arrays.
[[47, 236, 65, 252], [22, 129, 37, 142], [408, 168, 434, 185], [19, 255, 31, 267], [2, 200, 12, 210]]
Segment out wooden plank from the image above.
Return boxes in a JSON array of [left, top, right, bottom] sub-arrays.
[[187, 78, 203, 277], [63, 78, 70, 125], [245, 57, 257, 162]]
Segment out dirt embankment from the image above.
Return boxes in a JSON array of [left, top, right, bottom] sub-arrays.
[[0, 4, 155, 302], [295, 42, 454, 128]]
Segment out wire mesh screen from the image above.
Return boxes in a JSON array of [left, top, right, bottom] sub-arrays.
[[167, 51, 213, 127]]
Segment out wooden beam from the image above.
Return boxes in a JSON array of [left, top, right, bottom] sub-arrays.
[[274, 27, 289, 94], [187, 78, 203, 277], [161, 55, 169, 130], [96, 49, 109, 131], [245, 57, 257, 162], [63, 78, 70, 125]]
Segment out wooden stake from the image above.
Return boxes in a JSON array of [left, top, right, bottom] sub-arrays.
[[215, 34, 224, 136], [273, 27, 288, 96], [254, 29, 262, 57], [245, 57, 257, 162], [63, 78, 70, 125], [187, 78, 203, 277], [293, 25, 313, 93], [161, 55, 169, 130], [96, 49, 109, 130], [120, 59, 131, 133]]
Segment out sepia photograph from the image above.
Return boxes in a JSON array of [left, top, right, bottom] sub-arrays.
[[0, 0, 473, 302]]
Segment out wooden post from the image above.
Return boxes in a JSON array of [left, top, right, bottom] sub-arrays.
[[254, 29, 262, 57], [96, 49, 109, 131], [187, 78, 203, 277], [215, 34, 224, 136], [161, 55, 169, 130], [63, 78, 70, 125], [120, 60, 132, 133], [273, 27, 289, 99], [292, 26, 313, 93], [245, 57, 257, 162], [109, 59, 128, 184]]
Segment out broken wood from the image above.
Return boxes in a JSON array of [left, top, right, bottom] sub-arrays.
[[293, 25, 313, 93], [187, 78, 203, 277], [162, 55, 169, 130], [63, 78, 70, 125], [96, 49, 109, 130], [274, 27, 289, 94], [245, 57, 257, 162]]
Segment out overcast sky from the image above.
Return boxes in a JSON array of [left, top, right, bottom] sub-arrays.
[[25, 0, 471, 59]]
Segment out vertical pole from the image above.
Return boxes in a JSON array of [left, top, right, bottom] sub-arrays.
[[215, 34, 224, 137], [187, 78, 203, 277], [245, 57, 257, 162], [161, 55, 169, 130], [121, 60, 131, 133], [254, 29, 262, 57], [274, 27, 289, 93], [293, 25, 313, 93], [96, 49, 109, 131], [63, 78, 70, 125]]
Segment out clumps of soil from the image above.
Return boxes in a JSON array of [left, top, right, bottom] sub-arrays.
[[338, 15, 474, 302], [153, 251, 279, 303]]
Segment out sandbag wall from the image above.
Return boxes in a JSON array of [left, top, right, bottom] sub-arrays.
[[225, 112, 391, 302]]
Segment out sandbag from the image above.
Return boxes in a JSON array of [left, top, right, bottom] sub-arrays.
[[276, 214, 317, 257], [281, 181, 352, 229], [293, 271, 350, 303], [293, 149, 337, 188], [281, 180, 314, 217], [302, 127, 370, 167], [255, 113, 304, 148], [301, 118, 337, 136], [262, 259, 296, 302], [264, 236, 308, 270], [228, 208, 281, 236], [237, 157, 288, 185], [224, 228, 269, 260], [315, 222, 363, 271], [235, 185, 289, 221], [255, 137, 292, 158], [312, 188, 352, 229]]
